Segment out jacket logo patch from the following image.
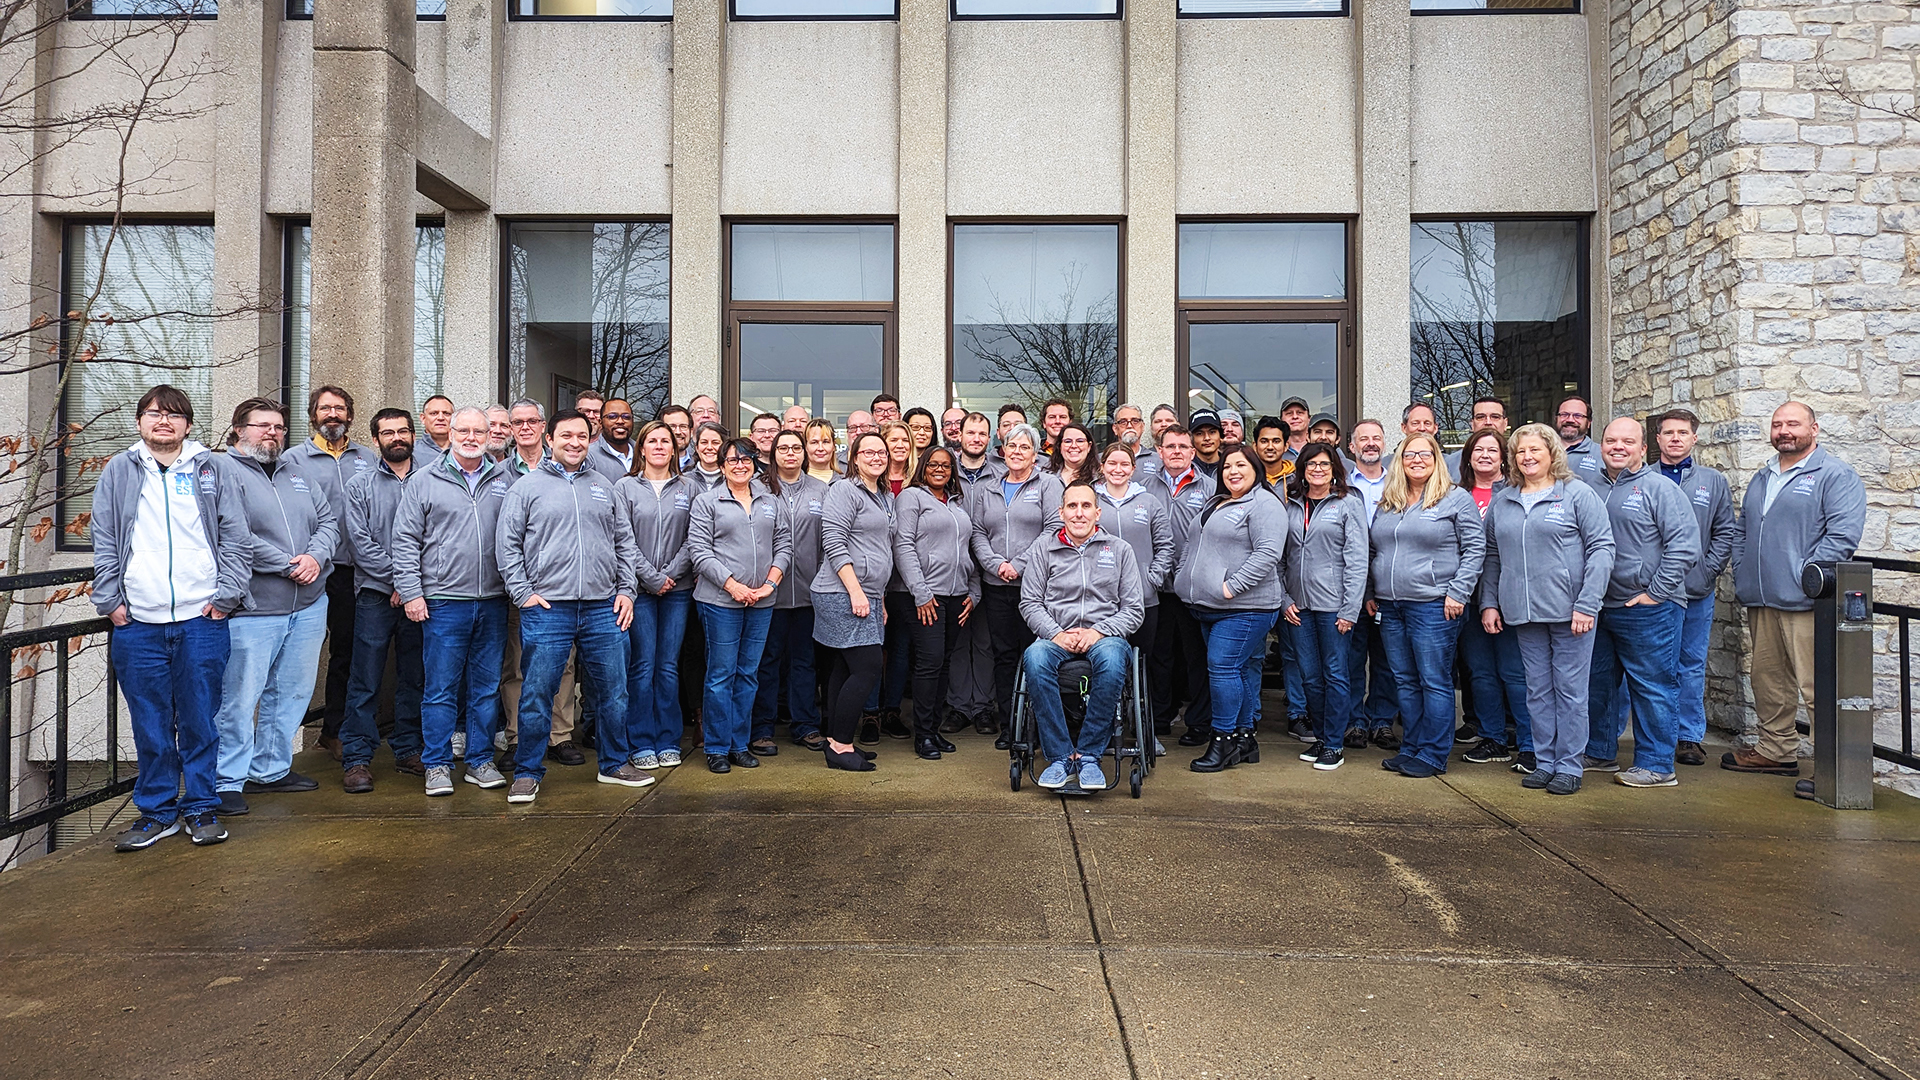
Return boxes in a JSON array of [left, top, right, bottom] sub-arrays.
[[1693, 488, 1713, 506], [589, 486, 610, 502], [289, 476, 310, 492], [1023, 491, 1041, 504], [172, 473, 195, 496], [1622, 490, 1646, 513], [808, 500, 824, 515], [1096, 546, 1116, 568], [1544, 505, 1568, 522], [1134, 507, 1152, 524], [489, 485, 508, 498], [674, 494, 690, 509], [1790, 477, 1818, 496]]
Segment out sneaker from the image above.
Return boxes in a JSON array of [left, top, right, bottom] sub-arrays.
[[1079, 760, 1106, 789], [1038, 760, 1070, 789], [657, 748, 683, 768], [113, 816, 180, 852], [598, 764, 658, 788], [1720, 748, 1799, 774], [216, 791, 249, 816], [1370, 727, 1401, 751], [1675, 741, 1707, 767], [184, 812, 228, 846], [1454, 725, 1478, 745], [1298, 740, 1326, 763], [879, 709, 911, 740], [1462, 739, 1512, 764], [243, 771, 318, 794], [1509, 751, 1538, 774], [451, 731, 467, 758], [1546, 772, 1583, 795], [1312, 747, 1344, 772], [464, 761, 508, 789], [1616, 766, 1678, 788], [424, 766, 454, 797], [1343, 727, 1370, 749], [630, 750, 661, 770], [1580, 754, 1620, 773], [1285, 718, 1314, 743], [1397, 758, 1442, 778], [1520, 768, 1554, 789], [507, 777, 539, 804], [1381, 754, 1408, 773]]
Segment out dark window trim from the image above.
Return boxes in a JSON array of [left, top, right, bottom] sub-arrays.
[[1411, 2, 1577, 14], [281, 216, 307, 410], [1176, 0, 1347, 19], [729, 0, 897, 21], [949, 0, 1120, 21], [504, 3, 669, 21]]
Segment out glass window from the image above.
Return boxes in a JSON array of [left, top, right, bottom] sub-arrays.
[[1410, 219, 1586, 444], [952, 224, 1119, 427], [732, 0, 895, 17], [285, 223, 446, 446], [1179, 0, 1343, 13], [505, 221, 672, 422], [287, 0, 446, 15], [1185, 321, 1340, 421], [60, 223, 215, 544], [77, 0, 214, 16], [1412, 0, 1575, 13], [738, 322, 886, 433], [953, 0, 1116, 16], [730, 224, 895, 303], [509, 0, 669, 15], [1179, 221, 1346, 300]]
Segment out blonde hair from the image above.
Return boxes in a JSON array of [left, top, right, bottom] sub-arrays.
[[1506, 423, 1573, 486], [879, 420, 918, 478], [1380, 433, 1454, 513]]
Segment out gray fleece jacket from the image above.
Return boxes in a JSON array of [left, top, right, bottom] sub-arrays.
[[1367, 488, 1485, 606], [967, 470, 1065, 581], [689, 483, 793, 609], [1595, 463, 1701, 608], [1096, 482, 1174, 608], [614, 473, 696, 596], [291, 439, 378, 566], [215, 451, 339, 616], [1661, 460, 1740, 600], [1733, 447, 1866, 612], [1173, 486, 1289, 612], [1149, 467, 1212, 581], [342, 458, 412, 595], [810, 479, 895, 601], [894, 486, 980, 607], [1284, 491, 1370, 624], [496, 460, 639, 606], [1019, 526, 1145, 641], [90, 443, 252, 618], [1479, 480, 1615, 624], [390, 453, 514, 602], [772, 473, 830, 609]]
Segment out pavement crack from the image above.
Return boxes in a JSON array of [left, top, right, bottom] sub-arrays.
[[1063, 801, 1143, 1080]]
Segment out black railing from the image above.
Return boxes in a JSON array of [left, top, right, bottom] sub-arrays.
[[0, 567, 127, 851], [1862, 556, 1920, 771]]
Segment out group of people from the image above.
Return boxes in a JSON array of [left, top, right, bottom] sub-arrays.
[[92, 377, 1865, 852]]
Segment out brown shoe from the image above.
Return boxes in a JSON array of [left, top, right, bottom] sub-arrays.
[[393, 754, 426, 776], [547, 740, 587, 767], [342, 764, 374, 794], [318, 735, 344, 762], [1719, 748, 1799, 774]]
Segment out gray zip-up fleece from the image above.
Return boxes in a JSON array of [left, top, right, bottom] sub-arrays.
[[391, 454, 514, 602], [215, 452, 339, 616], [1174, 486, 1289, 612], [1479, 480, 1615, 623], [894, 486, 980, 607], [1564, 437, 1604, 487], [1734, 446, 1866, 612], [810, 478, 895, 600], [614, 473, 696, 596], [688, 482, 793, 609], [585, 439, 634, 484], [1284, 491, 1370, 624], [291, 439, 378, 565], [91, 443, 252, 618], [772, 473, 830, 609], [1661, 460, 1740, 600], [1019, 527, 1145, 641], [1096, 482, 1174, 608], [967, 470, 1065, 580], [1595, 464, 1701, 608], [1367, 488, 1485, 605], [497, 460, 639, 606], [343, 458, 412, 595], [1149, 467, 1212, 577]]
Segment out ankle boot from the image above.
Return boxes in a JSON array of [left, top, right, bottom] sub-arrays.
[[1190, 733, 1239, 773], [1237, 731, 1260, 764]]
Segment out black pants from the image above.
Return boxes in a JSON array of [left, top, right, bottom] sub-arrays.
[[320, 564, 357, 739], [825, 644, 885, 744], [1150, 593, 1210, 730], [908, 594, 968, 739], [981, 583, 1033, 726]]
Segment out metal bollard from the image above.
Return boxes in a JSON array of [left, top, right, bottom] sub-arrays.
[[1802, 560, 1875, 810]]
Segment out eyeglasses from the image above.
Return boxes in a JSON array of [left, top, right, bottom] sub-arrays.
[[723, 456, 756, 467], [140, 410, 188, 422], [241, 422, 287, 434], [1112, 417, 1143, 427], [602, 412, 633, 422], [1402, 450, 1435, 461], [1556, 411, 1588, 420], [512, 418, 543, 426], [856, 448, 888, 457]]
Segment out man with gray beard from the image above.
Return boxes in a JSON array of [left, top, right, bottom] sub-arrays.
[[486, 405, 513, 461], [290, 385, 377, 760]]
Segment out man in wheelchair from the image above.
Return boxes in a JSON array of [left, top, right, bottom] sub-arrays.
[[1019, 481, 1145, 790]]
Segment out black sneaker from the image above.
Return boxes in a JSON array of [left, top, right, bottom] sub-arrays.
[[113, 816, 180, 852], [857, 713, 882, 745], [547, 740, 587, 767], [1312, 747, 1344, 772], [242, 771, 318, 794], [1454, 725, 1478, 745], [216, 791, 250, 816], [1370, 727, 1401, 751], [185, 812, 228, 846], [1285, 718, 1314, 743], [1298, 740, 1326, 763], [1462, 738, 1512, 764], [1343, 727, 1370, 749], [1509, 751, 1538, 774]]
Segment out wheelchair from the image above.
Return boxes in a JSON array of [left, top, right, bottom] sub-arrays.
[[1007, 644, 1156, 798]]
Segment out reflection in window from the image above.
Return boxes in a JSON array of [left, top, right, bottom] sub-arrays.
[[738, 323, 886, 433], [510, 0, 668, 15], [1410, 220, 1585, 444], [1411, 0, 1575, 12], [953, 224, 1119, 428], [60, 223, 215, 542], [287, 0, 446, 14], [1179, 221, 1346, 300], [507, 222, 672, 422], [1187, 322, 1339, 422], [731, 224, 895, 302], [953, 0, 1116, 16], [733, 0, 895, 16], [285, 224, 446, 446], [1179, 0, 1341, 13], [78, 0, 214, 16]]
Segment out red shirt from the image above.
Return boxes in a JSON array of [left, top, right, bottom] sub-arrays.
[[1469, 485, 1494, 513]]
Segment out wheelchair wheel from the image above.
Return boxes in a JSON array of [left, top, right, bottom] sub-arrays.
[[1010, 758, 1023, 791], [1129, 762, 1143, 799]]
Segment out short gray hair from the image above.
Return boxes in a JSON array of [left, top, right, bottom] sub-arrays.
[[1003, 423, 1042, 450], [1112, 402, 1144, 420], [508, 397, 546, 419], [451, 406, 489, 427]]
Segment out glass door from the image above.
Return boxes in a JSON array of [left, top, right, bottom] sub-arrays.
[[1179, 308, 1350, 427], [730, 314, 892, 432]]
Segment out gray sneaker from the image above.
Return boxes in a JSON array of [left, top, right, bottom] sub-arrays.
[[464, 761, 507, 789], [507, 777, 539, 804], [1520, 768, 1554, 790], [1616, 766, 1678, 788], [630, 750, 660, 770], [657, 748, 682, 768], [424, 766, 454, 797], [1580, 754, 1620, 773], [598, 764, 658, 788], [113, 816, 180, 852], [1546, 772, 1583, 795], [184, 812, 228, 846]]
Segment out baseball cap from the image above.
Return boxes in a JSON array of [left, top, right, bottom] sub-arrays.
[[1281, 397, 1311, 414], [1309, 412, 1340, 432], [1189, 408, 1221, 432]]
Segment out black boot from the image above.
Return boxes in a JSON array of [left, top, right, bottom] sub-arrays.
[[1190, 733, 1239, 773], [1238, 731, 1260, 764], [914, 736, 943, 760]]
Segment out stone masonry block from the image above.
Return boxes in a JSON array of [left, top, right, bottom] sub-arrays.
[[1828, 205, 1882, 233], [1758, 145, 1818, 170], [1729, 9, 1794, 35], [1736, 173, 1806, 203], [1851, 63, 1919, 91]]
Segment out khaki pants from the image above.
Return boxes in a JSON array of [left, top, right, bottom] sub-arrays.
[[1749, 606, 1814, 763], [499, 607, 576, 746]]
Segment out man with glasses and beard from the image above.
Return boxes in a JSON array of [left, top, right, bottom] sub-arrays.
[[1556, 395, 1603, 486], [486, 405, 513, 462], [292, 386, 378, 761], [588, 397, 637, 481]]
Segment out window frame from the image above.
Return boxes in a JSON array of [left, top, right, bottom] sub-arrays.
[[1175, 0, 1348, 20], [68, 0, 217, 20], [948, 0, 1119, 21], [1410, 0, 1577, 16], [504, 0, 670, 22], [285, 0, 445, 19], [723, 217, 899, 431], [729, 0, 898, 22], [1174, 215, 1356, 432]]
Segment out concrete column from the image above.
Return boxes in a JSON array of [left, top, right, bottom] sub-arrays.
[[1124, 0, 1177, 416], [1354, 0, 1411, 428], [896, 0, 947, 410], [311, 0, 419, 409], [439, 0, 501, 408], [671, 0, 725, 403], [211, 0, 280, 404]]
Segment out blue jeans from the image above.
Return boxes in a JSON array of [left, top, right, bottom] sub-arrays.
[[515, 599, 630, 778], [1587, 601, 1686, 772], [114, 616, 228, 820], [1345, 612, 1399, 730], [1514, 621, 1596, 777], [1023, 635, 1131, 763], [1291, 611, 1353, 746], [421, 598, 508, 772], [214, 598, 330, 792], [1458, 614, 1535, 753], [1376, 598, 1464, 772], [1676, 593, 1714, 743], [627, 589, 693, 756], [1279, 619, 1306, 720], [754, 606, 819, 741], [697, 602, 772, 755], [1193, 608, 1277, 734], [340, 589, 424, 769]]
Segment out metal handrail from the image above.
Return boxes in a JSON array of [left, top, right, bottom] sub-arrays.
[[1804, 555, 1918, 772]]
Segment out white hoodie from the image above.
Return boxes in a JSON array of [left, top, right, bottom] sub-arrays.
[[123, 440, 219, 623]]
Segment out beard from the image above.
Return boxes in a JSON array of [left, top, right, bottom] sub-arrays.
[[486, 436, 509, 455], [381, 440, 414, 464], [1558, 422, 1586, 442], [1772, 432, 1812, 455], [239, 440, 281, 465], [1120, 429, 1140, 447], [317, 418, 348, 443]]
